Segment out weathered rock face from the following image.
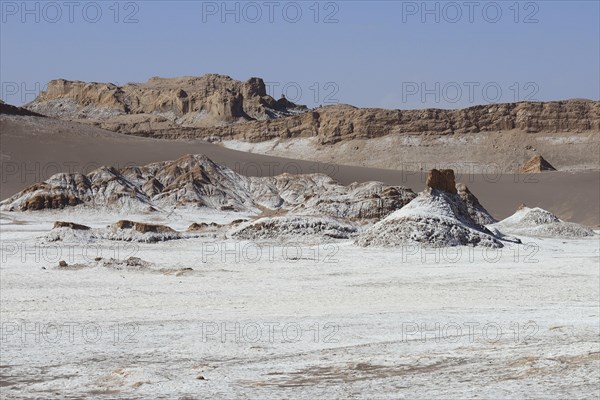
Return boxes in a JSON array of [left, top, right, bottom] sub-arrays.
[[141, 98, 597, 144], [520, 155, 557, 173], [0, 154, 415, 220], [26, 75, 599, 141], [456, 183, 497, 225], [27, 74, 307, 127], [426, 169, 457, 194]]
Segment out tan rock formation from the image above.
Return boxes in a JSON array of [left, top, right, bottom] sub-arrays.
[[27, 74, 306, 126], [426, 169, 457, 194], [25, 76, 600, 143], [520, 155, 557, 173]]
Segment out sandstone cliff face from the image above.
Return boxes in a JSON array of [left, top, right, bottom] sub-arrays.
[[27, 74, 307, 127], [26, 75, 600, 143], [250, 100, 599, 144]]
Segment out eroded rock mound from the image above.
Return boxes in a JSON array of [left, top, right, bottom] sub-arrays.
[[53, 221, 91, 230], [356, 170, 502, 248], [108, 220, 180, 242], [228, 215, 359, 242], [520, 155, 557, 173], [1, 154, 415, 220], [113, 220, 175, 233], [281, 179, 416, 220], [55, 256, 195, 275], [47, 220, 185, 243], [489, 206, 594, 238], [187, 222, 221, 232]]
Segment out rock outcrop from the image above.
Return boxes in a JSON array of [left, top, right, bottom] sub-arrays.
[[425, 169, 496, 225], [187, 222, 221, 232], [48, 220, 184, 243], [456, 183, 497, 225], [113, 220, 175, 234], [26, 76, 600, 142], [26, 75, 306, 127], [228, 215, 359, 242], [0, 154, 415, 219], [53, 221, 91, 230], [426, 169, 457, 194], [519, 155, 557, 173], [356, 169, 502, 248]]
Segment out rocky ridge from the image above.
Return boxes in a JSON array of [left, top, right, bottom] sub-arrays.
[[26, 74, 306, 128], [0, 154, 416, 220], [25, 76, 600, 144]]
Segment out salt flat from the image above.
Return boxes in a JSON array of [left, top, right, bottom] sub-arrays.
[[1, 211, 598, 399]]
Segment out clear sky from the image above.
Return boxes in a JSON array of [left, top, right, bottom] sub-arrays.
[[1, 0, 598, 109]]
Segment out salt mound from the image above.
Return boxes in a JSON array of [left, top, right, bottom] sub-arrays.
[[106, 220, 183, 243], [46, 227, 99, 243], [228, 215, 359, 242], [292, 182, 416, 220], [56, 256, 195, 276], [46, 221, 189, 243], [355, 189, 503, 248], [489, 207, 594, 238]]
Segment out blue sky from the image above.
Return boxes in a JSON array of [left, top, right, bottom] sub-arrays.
[[1, 0, 598, 109]]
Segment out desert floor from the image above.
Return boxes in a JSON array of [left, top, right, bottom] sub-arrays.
[[1, 210, 598, 399]]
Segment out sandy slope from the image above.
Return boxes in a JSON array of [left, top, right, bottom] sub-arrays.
[[0, 211, 598, 398], [1, 114, 599, 225], [222, 129, 600, 173]]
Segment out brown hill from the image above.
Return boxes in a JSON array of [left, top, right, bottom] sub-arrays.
[[0, 100, 45, 117]]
